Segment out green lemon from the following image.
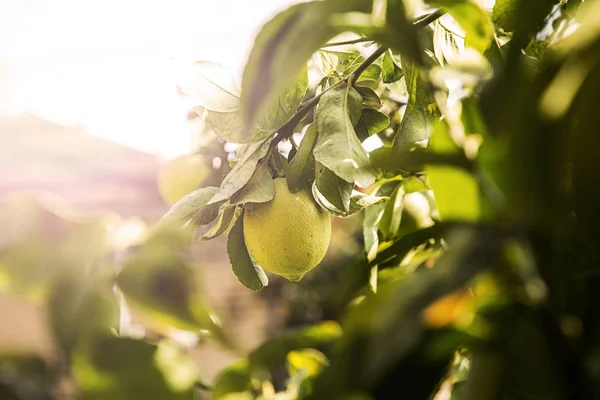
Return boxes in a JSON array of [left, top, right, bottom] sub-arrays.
[[157, 154, 211, 205], [243, 178, 331, 282]]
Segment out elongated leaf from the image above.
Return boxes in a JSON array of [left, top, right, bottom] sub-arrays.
[[212, 361, 253, 399], [355, 86, 381, 109], [230, 163, 275, 205], [287, 123, 318, 192], [313, 83, 376, 187], [363, 202, 386, 261], [157, 186, 219, 227], [241, 0, 372, 129], [191, 200, 224, 227], [393, 62, 436, 151], [355, 109, 390, 141], [378, 185, 405, 241], [313, 178, 388, 218], [227, 215, 268, 291], [315, 163, 353, 213], [200, 205, 239, 241], [382, 50, 404, 83], [491, 0, 519, 32], [210, 137, 273, 204], [429, 1, 494, 53]]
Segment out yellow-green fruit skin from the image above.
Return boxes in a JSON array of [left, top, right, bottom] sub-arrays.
[[243, 178, 331, 282], [157, 154, 210, 205]]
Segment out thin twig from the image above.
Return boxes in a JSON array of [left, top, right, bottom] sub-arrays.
[[350, 45, 388, 85], [322, 37, 376, 47], [270, 8, 447, 147]]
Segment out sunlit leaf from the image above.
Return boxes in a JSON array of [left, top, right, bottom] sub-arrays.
[[230, 163, 275, 205], [392, 61, 436, 151], [209, 137, 273, 204], [313, 83, 376, 187], [242, 0, 372, 129], [212, 361, 253, 400], [157, 186, 219, 228]]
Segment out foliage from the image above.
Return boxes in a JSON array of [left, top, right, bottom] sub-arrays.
[[2, 0, 600, 399]]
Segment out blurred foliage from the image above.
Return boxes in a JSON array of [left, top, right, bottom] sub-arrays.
[[3, 0, 600, 399]]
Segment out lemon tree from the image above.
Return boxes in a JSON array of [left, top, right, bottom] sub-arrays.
[[3, 0, 600, 399]]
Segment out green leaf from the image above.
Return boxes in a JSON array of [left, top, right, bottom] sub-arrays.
[[212, 361, 253, 400], [429, 1, 494, 53], [313, 83, 376, 187], [48, 277, 118, 354], [248, 321, 342, 374], [314, 163, 353, 213], [182, 63, 308, 144], [230, 163, 275, 205], [241, 0, 372, 129], [209, 136, 273, 205], [382, 50, 403, 83], [378, 185, 405, 241], [287, 123, 318, 192], [157, 186, 219, 227], [363, 202, 386, 261], [227, 215, 268, 291], [313, 171, 388, 218], [355, 86, 381, 109], [116, 246, 224, 337], [73, 337, 196, 400], [355, 109, 390, 141], [370, 224, 444, 266], [491, 0, 519, 32], [200, 205, 239, 241], [315, 49, 362, 76], [427, 165, 480, 221], [190, 200, 224, 227], [392, 62, 436, 151]]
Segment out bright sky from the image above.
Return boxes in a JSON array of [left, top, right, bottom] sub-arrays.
[[0, 0, 299, 159]]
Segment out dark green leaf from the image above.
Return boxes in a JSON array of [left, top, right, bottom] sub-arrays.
[[227, 215, 268, 291], [314, 163, 353, 213], [355, 86, 381, 109], [355, 109, 390, 141], [382, 50, 404, 83], [287, 123, 318, 192], [363, 202, 386, 261], [313, 83, 376, 187], [212, 361, 253, 399]]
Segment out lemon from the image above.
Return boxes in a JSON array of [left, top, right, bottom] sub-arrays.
[[157, 154, 211, 205], [243, 178, 331, 282]]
